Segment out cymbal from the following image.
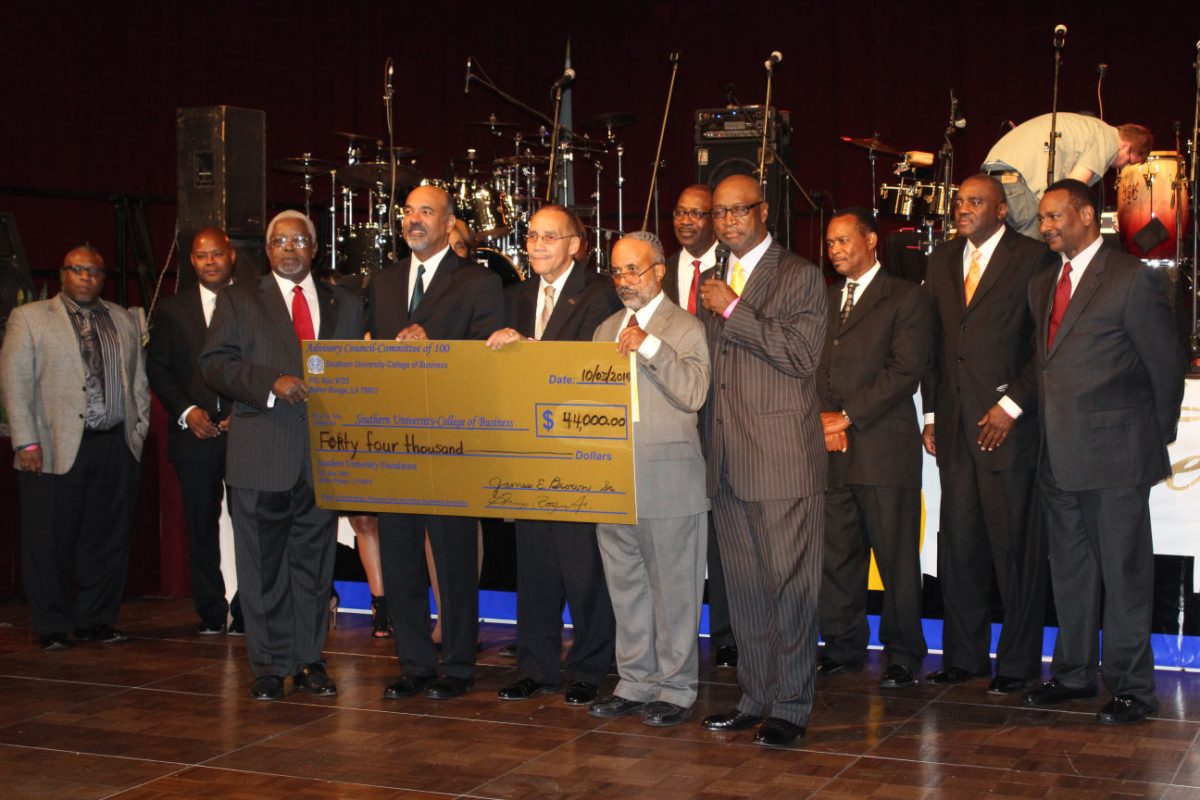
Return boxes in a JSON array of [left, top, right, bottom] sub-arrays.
[[581, 112, 636, 131], [840, 135, 904, 157], [270, 156, 338, 176], [496, 154, 550, 167], [339, 160, 423, 190], [467, 117, 523, 128], [330, 130, 379, 143]]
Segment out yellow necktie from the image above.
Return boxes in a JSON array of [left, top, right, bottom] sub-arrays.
[[964, 249, 981, 305], [729, 260, 746, 295]]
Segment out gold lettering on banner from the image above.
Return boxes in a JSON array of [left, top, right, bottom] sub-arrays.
[[1168, 455, 1200, 491]]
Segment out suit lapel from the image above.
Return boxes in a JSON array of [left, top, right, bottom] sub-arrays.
[[740, 242, 779, 307], [259, 274, 302, 360], [515, 278, 538, 338], [414, 252, 459, 321], [839, 272, 887, 334], [316, 282, 338, 339], [966, 235, 1010, 310], [542, 263, 587, 341], [1048, 247, 1106, 357]]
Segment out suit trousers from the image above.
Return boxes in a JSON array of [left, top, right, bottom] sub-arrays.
[[705, 511, 735, 648], [514, 519, 615, 686], [713, 476, 822, 726], [821, 484, 926, 671], [174, 450, 230, 627], [1040, 472, 1157, 708], [596, 512, 707, 708], [229, 472, 337, 678], [938, 434, 1046, 678], [20, 428, 137, 635], [379, 513, 479, 680]]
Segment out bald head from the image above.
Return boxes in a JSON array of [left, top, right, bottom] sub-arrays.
[[712, 174, 769, 257], [61, 245, 106, 305]]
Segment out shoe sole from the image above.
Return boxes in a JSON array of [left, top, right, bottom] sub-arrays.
[[587, 706, 645, 719], [498, 687, 559, 702]]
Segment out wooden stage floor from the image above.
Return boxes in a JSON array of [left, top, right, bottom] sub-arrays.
[[1, 597, 1199, 799]]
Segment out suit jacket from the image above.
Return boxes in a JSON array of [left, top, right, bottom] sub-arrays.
[[701, 240, 828, 501], [0, 295, 149, 474], [923, 227, 1047, 471], [594, 298, 710, 518], [506, 263, 620, 342], [147, 286, 229, 463], [819, 271, 932, 489], [1028, 243, 1185, 491], [199, 274, 365, 492], [366, 251, 504, 340], [663, 252, 682, 306]]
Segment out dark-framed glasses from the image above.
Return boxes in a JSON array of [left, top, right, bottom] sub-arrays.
[[672, 208, 709, 221], [63, 264, 105, 278], [710, 201, 764, 219]]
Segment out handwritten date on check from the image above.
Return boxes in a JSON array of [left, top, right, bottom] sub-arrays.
[[303, 340, 637, 524]]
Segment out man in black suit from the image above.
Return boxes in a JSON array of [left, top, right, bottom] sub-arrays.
[[367, 184, 504, 701], [201, 211, 364, 701], [665, 184, 737, 669], [1022, 179, 1185, 724], [147, 228, 242, 635], [816, 208, 932, 689], [486, 205, 620, 706], [922, 175, 1050, 694]]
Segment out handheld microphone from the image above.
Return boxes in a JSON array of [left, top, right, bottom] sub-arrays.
[[1053, 24, 1067, 49], [714, 244, 731, 282], [464, 56, 472, 94], [552, 67, 576, 90], [764, 50, 783, 70]]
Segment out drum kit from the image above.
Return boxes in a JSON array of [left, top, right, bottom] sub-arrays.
[[269, 111, 637, 284]]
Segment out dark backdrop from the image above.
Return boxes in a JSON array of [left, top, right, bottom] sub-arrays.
[[3, 1, 1198, 281]]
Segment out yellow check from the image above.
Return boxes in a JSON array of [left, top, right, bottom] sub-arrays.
[[303, 340, 637, 523]]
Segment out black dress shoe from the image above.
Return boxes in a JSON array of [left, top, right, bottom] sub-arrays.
[[227, 618, 245, 636], [425, 675, 473, 699], [564, 680, 599, 705], [643, 701, 692, 727], [293, 663, 338, 696], [754, 717, 806, 747], [74, 624, 128, 644], [587, 694, 646, 719], [197, 622, 225, 635], [383, 674, 435, 699], [1097, 695, 1154, 725], [40, 633, 68, 651], [715, 644, 738, 668], [250, 675, 285, 701], [498, 677, 560, 701], [880, 663, 917, 689], [1022, 678, 1098, 707], [925, 666, 976, 685], [987, 675, 1031, 695], [816, 657, 863, 676], [702, 710, 763, 731]]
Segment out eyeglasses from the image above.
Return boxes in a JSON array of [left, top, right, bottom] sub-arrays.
[[608, 264, 657, 282], [63, 264, 105, 278], [268, 234, 314, 249], [672, 208, 709, 221], [710, 201, 764, 219], [525, 232, 577, 244]]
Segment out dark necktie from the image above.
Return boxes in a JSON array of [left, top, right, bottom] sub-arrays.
[[76, 308, 108, 425], [291, 285, 314, 342], [409, 263, 426, 314], [687, 259, 701, 315], [840, 281, 858, 325], [1046, 262, 1072, 351]]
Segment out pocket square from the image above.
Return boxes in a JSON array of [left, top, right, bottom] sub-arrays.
[[995, 384, 1008, 392]]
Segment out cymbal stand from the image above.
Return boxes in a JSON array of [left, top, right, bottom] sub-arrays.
[[1046, 31, 1065, 186], [592, 159, 604, 268], [642, 52, 681, 231], [938, 91, 961, 236], [616, 143, 626, 233], [328, 170, 338, 269]]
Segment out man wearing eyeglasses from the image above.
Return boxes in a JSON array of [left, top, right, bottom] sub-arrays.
[[201, 211, 365, 701], [587, 231, 710, 728], [697, 173, 827, 747], [485, 205, 621, 706], [366, 184, 504, 701], [1, 245, 150, 651]]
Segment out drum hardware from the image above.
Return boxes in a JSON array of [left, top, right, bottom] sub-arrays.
[[339, 160, 423, 192], [642, 52, 681, 231], [270, 154, 337, 219], [466, 115, 524, 129], [840, 135, 905, 157]]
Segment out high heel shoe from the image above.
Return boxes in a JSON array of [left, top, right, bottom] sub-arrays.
[[371, 595, 394, 639], [329, 588, 340, 630]]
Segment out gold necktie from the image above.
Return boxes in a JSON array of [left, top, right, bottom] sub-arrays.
[[536, 285, 555, 339], [964, 249, 982, 305], [729, 259, 746, 295]]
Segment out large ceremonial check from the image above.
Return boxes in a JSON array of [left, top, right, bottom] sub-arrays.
[[303, 340, 637, 523]]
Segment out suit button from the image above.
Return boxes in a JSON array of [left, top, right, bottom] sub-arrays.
[[957, 356, 966, 363], [716, 418, 723, 424], [833, 339, 839, 346], [299, 415, 306, 421], [961, 324, 967, 332], [720, 383, 726, 389], [79, 413, 84, 418]]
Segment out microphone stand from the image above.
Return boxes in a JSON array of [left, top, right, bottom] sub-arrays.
[[1046, 33, 1065, 187], [939, 91, 960, 237], [545, 80, 567, 203], [758, 61, 775, 184], [383, 57, 398, 268], [641, 52, 680, 231]]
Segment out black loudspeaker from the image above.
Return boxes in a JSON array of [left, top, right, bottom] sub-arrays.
[[176, 106, 268, 288], [694, 106, 794, 248], [0, 212, 35, 344]]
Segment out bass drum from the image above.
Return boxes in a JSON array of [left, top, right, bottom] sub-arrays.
[[475, 247, 524, 286], [1116, 151, 1190, 259], [338, 222, 396, 275]]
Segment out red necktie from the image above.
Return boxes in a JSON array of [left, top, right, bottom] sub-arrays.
[[292, 285, 315, 342], [626, 313, 639, 328], [687, 259, 701, 315], [1046, 262, 1072, 351]]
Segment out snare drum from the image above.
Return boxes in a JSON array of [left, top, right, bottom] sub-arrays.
[[1116, 151, 1190, 259]]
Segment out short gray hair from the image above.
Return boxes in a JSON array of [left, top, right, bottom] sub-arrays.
[[620, 230, 665, 265], [266, 210, 317, 245]]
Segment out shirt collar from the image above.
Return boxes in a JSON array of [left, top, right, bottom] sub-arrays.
[[965, 224, 1007, 267], [623, 290, 667, 328], [682, 239, 719, 265], [1061, 234, 1104, 274], [539, 261, 574, 293], [272, 270, 318, 300], [732, 234, 773, 273], [844, 262, 882, 295], [414, 244, 451, 274]]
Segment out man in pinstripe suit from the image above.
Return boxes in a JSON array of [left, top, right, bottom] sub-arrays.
[[698, 174, 828, 746]]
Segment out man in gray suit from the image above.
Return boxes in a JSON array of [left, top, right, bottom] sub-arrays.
[[1, 245, 150, 651], [698, 174, 827, 747], [587, 231, 711, 728], [201, 211, 365, 701], [1022, 179, 1185, 725]]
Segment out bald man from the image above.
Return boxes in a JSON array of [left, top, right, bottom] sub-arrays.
[[1, 245, 150, 650], [148, 228, 241, 635]]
